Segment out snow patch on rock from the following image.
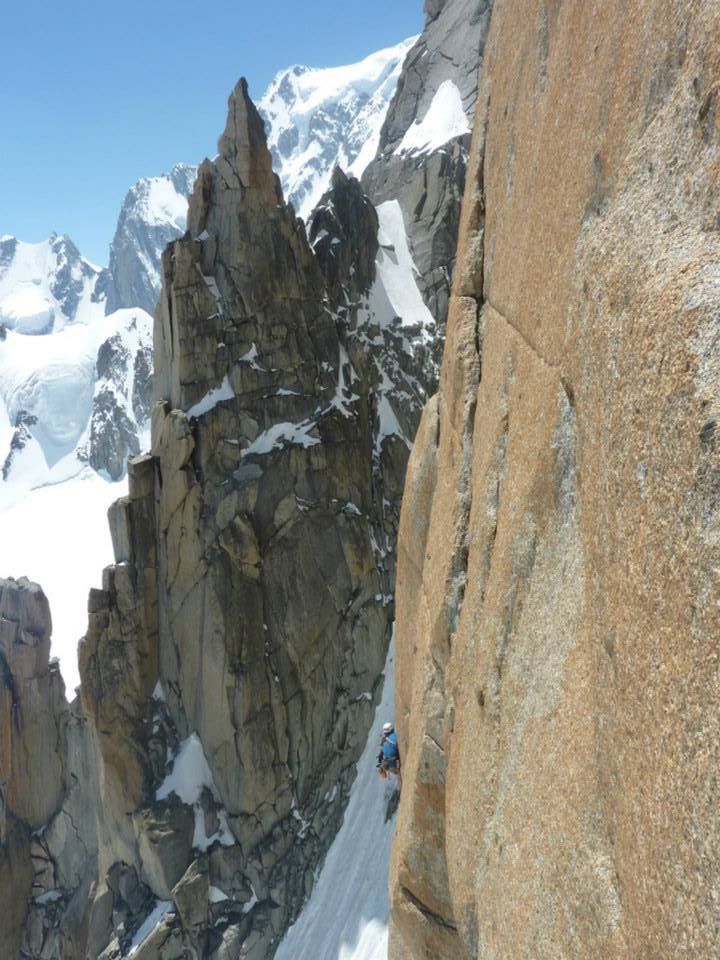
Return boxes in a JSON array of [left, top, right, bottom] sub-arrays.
[[394, 78, 470, 156]]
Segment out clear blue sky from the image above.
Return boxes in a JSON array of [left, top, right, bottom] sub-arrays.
[[1, 0, 423, 264]]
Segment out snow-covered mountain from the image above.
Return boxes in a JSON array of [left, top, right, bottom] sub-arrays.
[[0, 233, 106, 334], [259, 38, 416, 219], [0, 303, 152, 690], [0, 302, 152, 497], [105, 162, 197, 315], [0, 226, 152, 497]]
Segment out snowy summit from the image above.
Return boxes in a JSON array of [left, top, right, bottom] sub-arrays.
[[0, 234, 105, 335], [259, 37, 417, 219]]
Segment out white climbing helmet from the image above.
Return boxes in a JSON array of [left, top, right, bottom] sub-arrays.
[[382, 722, 394, 734]]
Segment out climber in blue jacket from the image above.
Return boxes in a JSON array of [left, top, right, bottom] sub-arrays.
[[376, 721, 401, 783]]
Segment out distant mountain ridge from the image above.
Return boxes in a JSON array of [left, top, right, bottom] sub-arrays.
[[104, 162, 198, 315], [258, 37, 417, 218], [0, 233, 105, 335]]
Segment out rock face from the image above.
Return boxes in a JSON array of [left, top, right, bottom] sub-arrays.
[[392, 1, 720, 958], [363, 0, 492, 352], [105, 164, 197, 316], [86, 319, 153, 480], [77, 79, 397, 958], [0, 577, 98, 960]]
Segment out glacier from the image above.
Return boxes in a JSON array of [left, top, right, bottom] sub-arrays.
[[0, 305, 152, 692]]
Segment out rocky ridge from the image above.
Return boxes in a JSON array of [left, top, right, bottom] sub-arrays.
[[391, 0, 720, 957]]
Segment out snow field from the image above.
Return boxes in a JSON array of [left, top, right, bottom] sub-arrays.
[[276, 638, 397, 960]]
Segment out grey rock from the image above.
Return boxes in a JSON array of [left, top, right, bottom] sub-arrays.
[[309, 167, 379, 303], [133, 797, 195, 899], [172, 856, 209, 929], [105, 164, 198, 315], [363, 0, 493, 381], [2, 409, 38, 481], [88, 387, 140, 480], [86, 324, 153, 481]]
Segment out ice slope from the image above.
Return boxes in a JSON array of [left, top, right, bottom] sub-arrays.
[[276, 639, 397, 960], [374, 200, 435, 341], [259, 38, 416, 219], [0, 234, 105, 334]]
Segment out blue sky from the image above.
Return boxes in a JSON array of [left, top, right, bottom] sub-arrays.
[[2, 0, 423, 264]]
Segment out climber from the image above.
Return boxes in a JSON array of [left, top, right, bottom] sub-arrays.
[[376, 721, 401, 783]]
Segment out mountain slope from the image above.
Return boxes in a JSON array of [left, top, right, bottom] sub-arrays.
[[105, 163, 198, 315], [0, 16, 490, 957], [363, 0, 492, 338], [0, 233, 105, 334], [259, 38, 416, 219]]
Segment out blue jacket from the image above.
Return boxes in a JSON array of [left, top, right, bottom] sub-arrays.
[[382, 731, 399, 761]]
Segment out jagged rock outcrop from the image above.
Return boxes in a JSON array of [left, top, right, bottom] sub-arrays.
[[363, 0, 492, 353], [77, 79, 397, 958], [0, 577, 98, 960], [392, 1, 720, 957]]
